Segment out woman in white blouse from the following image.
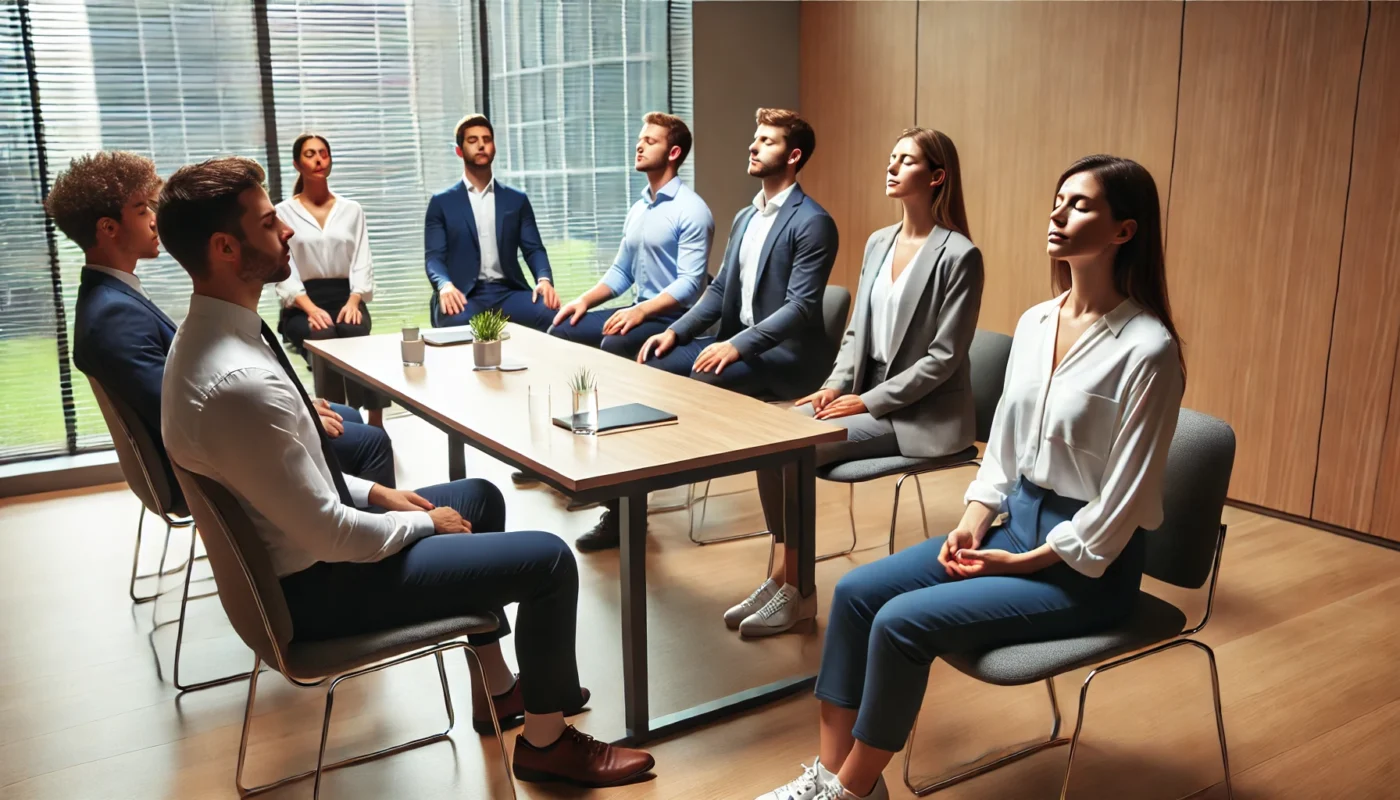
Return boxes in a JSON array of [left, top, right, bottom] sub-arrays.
[[275, 133, 388, 426], [758, 155, 1185, 800], [728, 128, 984, 640]]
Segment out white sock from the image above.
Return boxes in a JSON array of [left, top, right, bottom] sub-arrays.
[[522, 711, 567, 748], [474, 643, 518, 695]]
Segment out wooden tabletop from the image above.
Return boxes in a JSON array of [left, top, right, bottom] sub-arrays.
[[307, 325, 847, 493]]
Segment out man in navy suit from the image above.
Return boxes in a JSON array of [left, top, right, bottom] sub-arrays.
[[425, 114, 560, 330], [637, 108, 839, 401], [574, 109, 840, 553], [46, 151, 395, 498]]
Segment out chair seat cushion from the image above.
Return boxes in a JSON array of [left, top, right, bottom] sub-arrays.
[[286, 613, 499, 679], [817, 446, 979, 483], [943, 592, 1187, 686]]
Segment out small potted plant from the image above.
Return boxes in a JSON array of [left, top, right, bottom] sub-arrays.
[[468, 309, 508, 369], [568, 366, 599, 435]]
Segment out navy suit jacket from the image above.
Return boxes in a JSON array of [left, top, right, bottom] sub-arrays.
[[423, 180, 553, 301], [73, 268, 179, 500], [671, 183, 839, 371]]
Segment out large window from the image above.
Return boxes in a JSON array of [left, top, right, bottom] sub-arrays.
[[0, 0, 690, 463]]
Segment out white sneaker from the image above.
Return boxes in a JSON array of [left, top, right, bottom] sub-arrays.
[[725, 578, 780, 630], [739, 582, 817, 637], [754, 759, 837, 800], [819, 775, 889, 800]]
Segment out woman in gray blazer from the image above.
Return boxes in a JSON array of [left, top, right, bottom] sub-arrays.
[[727, 128, 984, 639]]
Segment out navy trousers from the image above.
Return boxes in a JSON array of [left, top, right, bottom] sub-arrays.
[[815, 480, 1145, 752], [547, 306, 681, 360], [434, 281, 555, 332], [280, 479, 585, 715], [643, 336, 775, 397], [328, 404, 395, 488]]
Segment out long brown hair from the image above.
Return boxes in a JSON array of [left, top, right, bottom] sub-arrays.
[[290, 133, 330, 196], [1051, 155, 1184, 374], [898, 127, 970, 240]]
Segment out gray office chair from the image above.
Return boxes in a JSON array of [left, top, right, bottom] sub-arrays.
[[813, 328, 1013, 560], [88, 377, 249, 692], [903, 408, 1236, 798], [172, 463, 517, 799], [686, 284, 854, 548], [87, 377, 191, 604]]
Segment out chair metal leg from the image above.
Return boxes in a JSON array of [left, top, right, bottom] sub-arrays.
[[688, 478, 771, 546], [463, 647, 519, 800], [914, 475, 930, 539], [815, 483, 859, 563], [173, 526, 253, 693], [904, 677, 1069, 796], [236, 641, 514, 798], [1061, 638, 1232, 799]]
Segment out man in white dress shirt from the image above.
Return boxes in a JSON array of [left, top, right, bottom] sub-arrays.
[[157, 157, 654, 788]]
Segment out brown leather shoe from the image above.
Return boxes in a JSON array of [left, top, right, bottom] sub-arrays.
[[512, 726, 655, 787], [471, 675, 590, 735]]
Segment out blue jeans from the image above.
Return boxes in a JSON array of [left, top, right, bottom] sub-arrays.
[[280, 479, 585, 715], [434, 281, 555, 331], [548, 306, 681, 360], [815, 480, 1145, 752], [328, 404, 396, 488]]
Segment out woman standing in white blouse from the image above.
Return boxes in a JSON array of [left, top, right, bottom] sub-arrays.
[[728, 128, 984, 639], [758, 155, 1185, 800], [275, 133, 388, 426]]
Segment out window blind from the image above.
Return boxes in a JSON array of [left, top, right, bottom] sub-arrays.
[[28, 0, 268, 453], [486, 0, 691, 305], [0, 2, 68, 461], [261, 0, 482, 331]]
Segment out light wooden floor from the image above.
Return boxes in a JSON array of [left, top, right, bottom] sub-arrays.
[[1, 413, 1397, 799]]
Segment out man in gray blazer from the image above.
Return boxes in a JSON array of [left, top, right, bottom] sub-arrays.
[[636, 108, 839, 401]]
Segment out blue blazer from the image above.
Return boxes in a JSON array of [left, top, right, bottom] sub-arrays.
[[423, 179, 553, 301], [73, 268, 179, 500], [671, 183, 839, 393]]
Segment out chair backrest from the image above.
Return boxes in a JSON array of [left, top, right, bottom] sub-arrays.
[[822, 285, 852, 350], [1145, 408, 1236, 589], [171, 462, 294, 671], [87, 376, 186, 519], [968, 329, 1013, 443]]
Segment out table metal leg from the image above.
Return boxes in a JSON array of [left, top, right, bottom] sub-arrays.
[[794, 447, 817, 597], [447, 434, 466, 482], [619, 492, 649, 741]]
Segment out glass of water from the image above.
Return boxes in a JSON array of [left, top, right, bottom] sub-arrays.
[[528, 385, 552, 438]]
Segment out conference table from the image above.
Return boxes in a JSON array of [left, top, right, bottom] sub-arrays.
[[306, 325, 845, 744]]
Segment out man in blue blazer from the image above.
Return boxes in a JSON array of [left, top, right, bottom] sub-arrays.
[[637, 108, 839, 401], [425, 114, 560, 330], [47, 152, 395, 501]]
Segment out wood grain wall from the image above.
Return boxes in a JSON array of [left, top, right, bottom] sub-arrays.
[[1165, 1, 1367, 515], [799, 1, 1400, 533], [1312, 2, 1400, 535], [797, 1, 915, 293], [914, 0, 1181, 335]]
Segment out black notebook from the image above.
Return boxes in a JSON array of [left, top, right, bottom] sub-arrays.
[[553, 402, 677, 433]]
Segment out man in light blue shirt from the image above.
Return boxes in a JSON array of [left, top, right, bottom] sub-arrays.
[[550, 112, 714, 359]]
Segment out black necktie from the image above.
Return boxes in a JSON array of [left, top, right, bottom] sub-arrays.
[[259, 322, 355, 506]]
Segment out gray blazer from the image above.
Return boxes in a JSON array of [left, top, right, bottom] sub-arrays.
[[825, 223, 983, 458]]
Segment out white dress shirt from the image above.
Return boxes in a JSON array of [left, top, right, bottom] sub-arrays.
[[162, 295, 433, 577], [737, 183, 796, 326], [965, 293, 1184, 578], [84, 264, 147, 297], [274, 196, 375, 308], [464, 176, 504, 284], [868, 238, 923, 363]]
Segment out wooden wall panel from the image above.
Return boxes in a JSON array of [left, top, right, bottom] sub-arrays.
[[1313, 3, 1400, 533], [914, 1, 1182, 334], [1373, 341, 1400, 542], [798, 1, 915, 294], [1165, 1, 1366, 516]]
